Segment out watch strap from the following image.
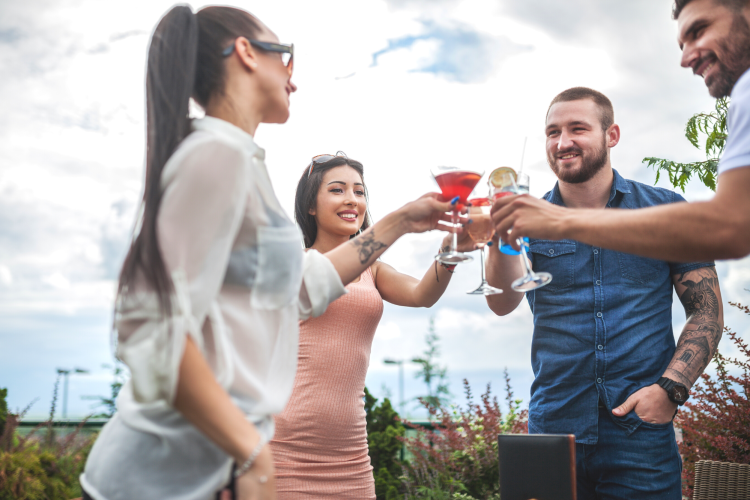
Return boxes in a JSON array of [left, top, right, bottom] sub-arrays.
[[657, 377, 689, 405]]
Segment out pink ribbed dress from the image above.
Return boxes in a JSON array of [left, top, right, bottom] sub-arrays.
[[271, 267, 384, 499]]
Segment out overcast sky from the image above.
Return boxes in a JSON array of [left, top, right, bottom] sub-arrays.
[[1, 0, 748, 418]]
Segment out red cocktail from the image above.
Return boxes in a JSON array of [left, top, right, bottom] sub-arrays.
[[434, 170, 482, 210], [431, 166, 484, 265]]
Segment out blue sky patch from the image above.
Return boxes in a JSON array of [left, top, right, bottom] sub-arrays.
[[371, 20, 530, 83]]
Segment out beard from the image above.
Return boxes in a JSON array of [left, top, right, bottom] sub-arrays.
[[706, 14, 750, 98], [547, 135, 608, 184]]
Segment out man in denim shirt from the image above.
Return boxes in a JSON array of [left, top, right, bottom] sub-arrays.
[[486, 87, 724, 500]]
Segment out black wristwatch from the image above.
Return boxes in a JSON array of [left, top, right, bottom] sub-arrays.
[[657, 377, 689, 405]]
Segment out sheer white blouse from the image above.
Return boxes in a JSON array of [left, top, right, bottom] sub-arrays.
[[80, 117, 347, 500]]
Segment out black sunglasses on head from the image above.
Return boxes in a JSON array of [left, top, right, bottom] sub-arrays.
[[307, 151, 348, 178], [222, 39, 294, 73]]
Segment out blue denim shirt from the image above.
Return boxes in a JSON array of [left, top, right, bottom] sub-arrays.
[[525, 169, 713, 444]]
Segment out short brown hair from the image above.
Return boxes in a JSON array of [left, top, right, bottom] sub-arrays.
[[547, 87, 614, 131], [673, 0, 748, 20]]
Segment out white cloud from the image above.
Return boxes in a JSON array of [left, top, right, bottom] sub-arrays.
[[42, 272, 71, 290], [376, 320, 403, 340], [0, 265, 12, 286]]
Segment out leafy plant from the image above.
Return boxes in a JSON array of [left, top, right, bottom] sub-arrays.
[[0, 389, 95, 500], [643, 97, 728, 192], [365, 387, 406, 500], [402, 372, 528, 499], [0, 389, 7, 439], [412, 318, 451, 412], [676, 301, 750, 498], [83, 362, 126, 418]]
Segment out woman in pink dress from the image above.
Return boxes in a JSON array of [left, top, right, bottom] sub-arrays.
[[270, 154, 474, 499]]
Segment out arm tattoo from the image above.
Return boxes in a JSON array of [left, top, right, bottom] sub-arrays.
[[666, 266, 723, 387], [350, 230, 388, 265]]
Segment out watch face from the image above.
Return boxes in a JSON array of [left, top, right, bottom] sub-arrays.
[[673, 386, 688, 402]]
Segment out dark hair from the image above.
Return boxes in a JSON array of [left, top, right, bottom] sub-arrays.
[[118, 5, 263, 316], [294, 157, 372, 248], [673, 0, 747, 19], [547, 87, 614, 131]]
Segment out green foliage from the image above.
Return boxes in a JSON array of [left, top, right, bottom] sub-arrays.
[[86, 362, 125, 418], [412, 318, 451, 412], [0, 388, 7, 438], [643, 97, 728, 192], [365, 387, 406, 500], [0, 389, 96, 500], [403, 375, 528, 499]]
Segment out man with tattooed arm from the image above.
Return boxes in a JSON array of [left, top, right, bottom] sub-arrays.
[[486, 87, 723, 499]]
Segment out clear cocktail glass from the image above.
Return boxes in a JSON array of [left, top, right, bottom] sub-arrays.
[[432, 166, 483, 264], [490, 171, 552, 292], [466, 197, 503, 295]]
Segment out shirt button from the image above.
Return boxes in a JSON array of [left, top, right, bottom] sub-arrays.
[[597, 312, 603, 318], [597, 378, 603, 384], [598, 345, 603, 350], [593, 249, 599, 254], [596, 280, 601, 285], [548, 249, 554, 255]]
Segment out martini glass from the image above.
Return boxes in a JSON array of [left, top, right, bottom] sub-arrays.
[[491, 173, 552, 292], [432, 166, 483, 264], [466, 197, 503, 295]]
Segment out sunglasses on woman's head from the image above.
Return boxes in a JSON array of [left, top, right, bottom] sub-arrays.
[[307, 151, 347, 178], [222, 39, 294, 76]]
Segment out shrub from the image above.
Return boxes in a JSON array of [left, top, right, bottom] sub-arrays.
[[365, 387, 405, 500], [402, 371, 528, 499], [0, 389, 95, 500], [676, 301, 750, 498]]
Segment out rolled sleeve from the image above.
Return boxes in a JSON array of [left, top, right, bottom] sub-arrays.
[[117, 136, 248, 405], [298, 250, 348, 321]]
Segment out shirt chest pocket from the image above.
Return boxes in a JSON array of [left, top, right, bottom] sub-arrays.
[[528, 240, 576, 291], [617, 253, 666, 285], [251, 225, 304, 310]]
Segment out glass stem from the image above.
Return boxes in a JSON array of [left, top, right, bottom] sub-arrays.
[[519, 240, 535, 276], [451, 209, 459, 253], [479, 246, 487, 284]]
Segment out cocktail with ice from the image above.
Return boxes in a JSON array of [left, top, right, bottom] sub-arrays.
[[432, 166, 483, 264]]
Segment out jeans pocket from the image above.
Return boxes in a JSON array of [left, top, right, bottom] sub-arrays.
[[528, 240, 576, 291], [633, 411, 673, 430]]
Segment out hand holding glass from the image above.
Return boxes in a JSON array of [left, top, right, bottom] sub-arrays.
[[432, 166, 483, 264], [491, 172, 552, 292]]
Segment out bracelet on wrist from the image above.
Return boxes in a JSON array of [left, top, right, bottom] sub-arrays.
[[435, 246, 457, 273], [234, 438, 266, 479], [440, 262, 457, 272]]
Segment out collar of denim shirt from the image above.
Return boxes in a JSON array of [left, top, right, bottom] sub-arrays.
[[547, 168, 632, 208]]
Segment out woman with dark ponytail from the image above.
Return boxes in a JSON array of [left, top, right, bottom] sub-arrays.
[[80, 5, 459, 500]]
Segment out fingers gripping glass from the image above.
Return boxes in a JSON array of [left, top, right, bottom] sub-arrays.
[[490, 173, 552, 292], [307, 151, 347, 178], [222, 39, 294, 74]]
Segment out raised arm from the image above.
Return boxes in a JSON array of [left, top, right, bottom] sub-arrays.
[[484, 241, 527, 316], [372, 232, 476, 308], [324, 193, 457, 286], [491, 167, 750, 262]]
